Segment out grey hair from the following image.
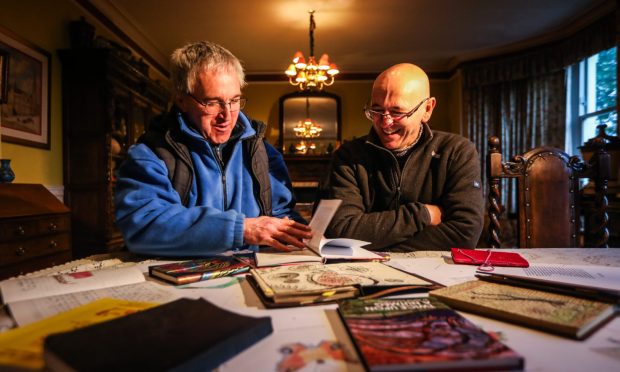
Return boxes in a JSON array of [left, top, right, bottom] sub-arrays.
[[170, 41, 246, 94]]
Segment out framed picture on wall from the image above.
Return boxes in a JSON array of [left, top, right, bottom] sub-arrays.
[[0, 25, 51, 149]]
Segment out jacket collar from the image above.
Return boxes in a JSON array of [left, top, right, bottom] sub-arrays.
[[366, 122, 434, 151]]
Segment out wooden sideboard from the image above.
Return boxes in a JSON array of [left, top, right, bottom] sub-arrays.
[[284, 155, 331, 204], [0, 184, 72, 280]]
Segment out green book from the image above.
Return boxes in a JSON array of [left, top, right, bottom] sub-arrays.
[[338, 297, 524, 371], [430, 280, 618, 339]]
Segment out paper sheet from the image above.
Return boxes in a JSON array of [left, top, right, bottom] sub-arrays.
[[386, 257, 479, 286], [8, 281, 179, 326], [480, 263, 620, 295]]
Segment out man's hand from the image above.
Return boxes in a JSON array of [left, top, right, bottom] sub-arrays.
[[243, 216, 312, 251], [424, 204, 443, 226]]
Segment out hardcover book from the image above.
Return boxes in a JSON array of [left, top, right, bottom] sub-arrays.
[[430, 280, 618, 339], [249, 261, 435, 307], [148, 256, 251, 285], [0, 298, 156, 370], [43, 298, 273, 371], [338, 297, 524, 371]]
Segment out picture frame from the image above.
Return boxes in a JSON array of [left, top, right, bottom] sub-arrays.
[[0, 26, 51, 149]]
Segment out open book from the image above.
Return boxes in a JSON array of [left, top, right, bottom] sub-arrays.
[[0, 266, 146, 304], [476, 263, 620, 298], [255, 199, 385, 267]]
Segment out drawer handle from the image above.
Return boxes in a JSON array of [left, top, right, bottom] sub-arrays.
[[16, 226, 25, 236], [48, 222, 58, 232], [15, 246, 26, 256], [49, 240, 58, 249]]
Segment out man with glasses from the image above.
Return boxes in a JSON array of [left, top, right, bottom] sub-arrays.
[[321, 63, 484, 250], [114, 41, 311, 256]]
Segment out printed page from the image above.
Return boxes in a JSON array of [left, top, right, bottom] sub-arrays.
[[387, 257, 479, 286], [0, 266, 146, 304], [254, 248, 322, 267], [480, 263, 620, 295], [8, 281, 180, 327], [306, 199, 342, 252], [319, 238, 381, 260]]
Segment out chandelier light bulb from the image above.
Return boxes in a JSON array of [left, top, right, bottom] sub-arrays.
[[284, 11, 339, 91]]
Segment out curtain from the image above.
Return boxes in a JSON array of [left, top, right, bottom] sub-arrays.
[[465, 71, 566, 215], [461, 8, 616, 244]]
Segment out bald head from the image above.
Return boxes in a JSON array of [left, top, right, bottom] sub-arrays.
[[368, 63, 436, 151], [373, 63, 430, 99]]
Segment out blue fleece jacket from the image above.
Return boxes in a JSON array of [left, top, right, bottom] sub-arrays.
[[114, 111, 300, 256]]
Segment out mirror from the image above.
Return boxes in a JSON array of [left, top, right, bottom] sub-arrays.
[[279, 91, 341, 156]]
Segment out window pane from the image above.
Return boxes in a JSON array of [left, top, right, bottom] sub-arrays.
[[582, 111, 618, 142], [596, 47, 617, 112]]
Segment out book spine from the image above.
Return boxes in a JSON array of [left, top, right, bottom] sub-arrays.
[[175, 266, 250, 285]]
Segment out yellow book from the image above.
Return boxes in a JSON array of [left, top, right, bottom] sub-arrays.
[[0, 298, 157, 370]]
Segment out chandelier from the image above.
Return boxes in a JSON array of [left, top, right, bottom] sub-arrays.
[[294, 118, 322, 138], [294, 98, 322, 138], [285, 10, 339, 90]]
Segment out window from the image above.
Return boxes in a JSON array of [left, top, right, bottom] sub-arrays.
[[566, 46, 617, 156]]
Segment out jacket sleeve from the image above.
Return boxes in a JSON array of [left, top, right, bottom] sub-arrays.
[[114, 144, 245, 257], [323, 139, 484, 251], [322, 143, 432, 248], [265, 142, 306, 224], [402, 141, 484, 250]]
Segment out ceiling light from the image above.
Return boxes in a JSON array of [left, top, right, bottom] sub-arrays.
[[285, 10, 339, 91]]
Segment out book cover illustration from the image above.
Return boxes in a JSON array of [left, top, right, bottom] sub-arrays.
[[430, 280, 617, 339], [252, 262, 431, 295], [338, 297, 523, 371], [276, 340, 358, 372], [149, 257, 250, 285]]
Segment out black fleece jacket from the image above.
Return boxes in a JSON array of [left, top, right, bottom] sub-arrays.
[[321, 124, 484, 251]]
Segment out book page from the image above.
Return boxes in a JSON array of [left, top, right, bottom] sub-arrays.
[[387, 257, 479, 286], [306, 199, 342, 252], [254, 248, 322, 267], [0, 266, 146, 304], [480, 263, 620, 295], [319, 238, 382, 260], [8, 281, 180, 327]]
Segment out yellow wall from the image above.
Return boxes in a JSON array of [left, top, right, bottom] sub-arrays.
[[0, 0, 169, 189], [0, 0, 82, 187], [0, 0, 461, 190]]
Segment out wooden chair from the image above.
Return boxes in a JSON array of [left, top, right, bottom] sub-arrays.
[[486, 136, 610, 248]]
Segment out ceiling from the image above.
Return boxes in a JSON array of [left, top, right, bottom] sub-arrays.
[[86, 0, 612, 76]]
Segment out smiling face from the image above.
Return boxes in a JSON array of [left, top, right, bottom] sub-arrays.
[[369, 64, 435, 151], [175, 68, 242, 144]]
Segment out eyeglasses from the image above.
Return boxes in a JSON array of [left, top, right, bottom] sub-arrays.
[[364, 97, 430, 122], [187, 93, 247, 115]]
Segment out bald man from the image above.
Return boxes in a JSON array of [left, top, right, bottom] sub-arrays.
[[321, 63, 484, 251]]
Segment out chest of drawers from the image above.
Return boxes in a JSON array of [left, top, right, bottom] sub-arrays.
[[0, 184, 72, 279]]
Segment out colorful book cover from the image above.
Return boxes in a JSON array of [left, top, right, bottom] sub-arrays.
[[430, 280, 618, 339], [338, 297, 523, 371], [148, 257, 251, 285]]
